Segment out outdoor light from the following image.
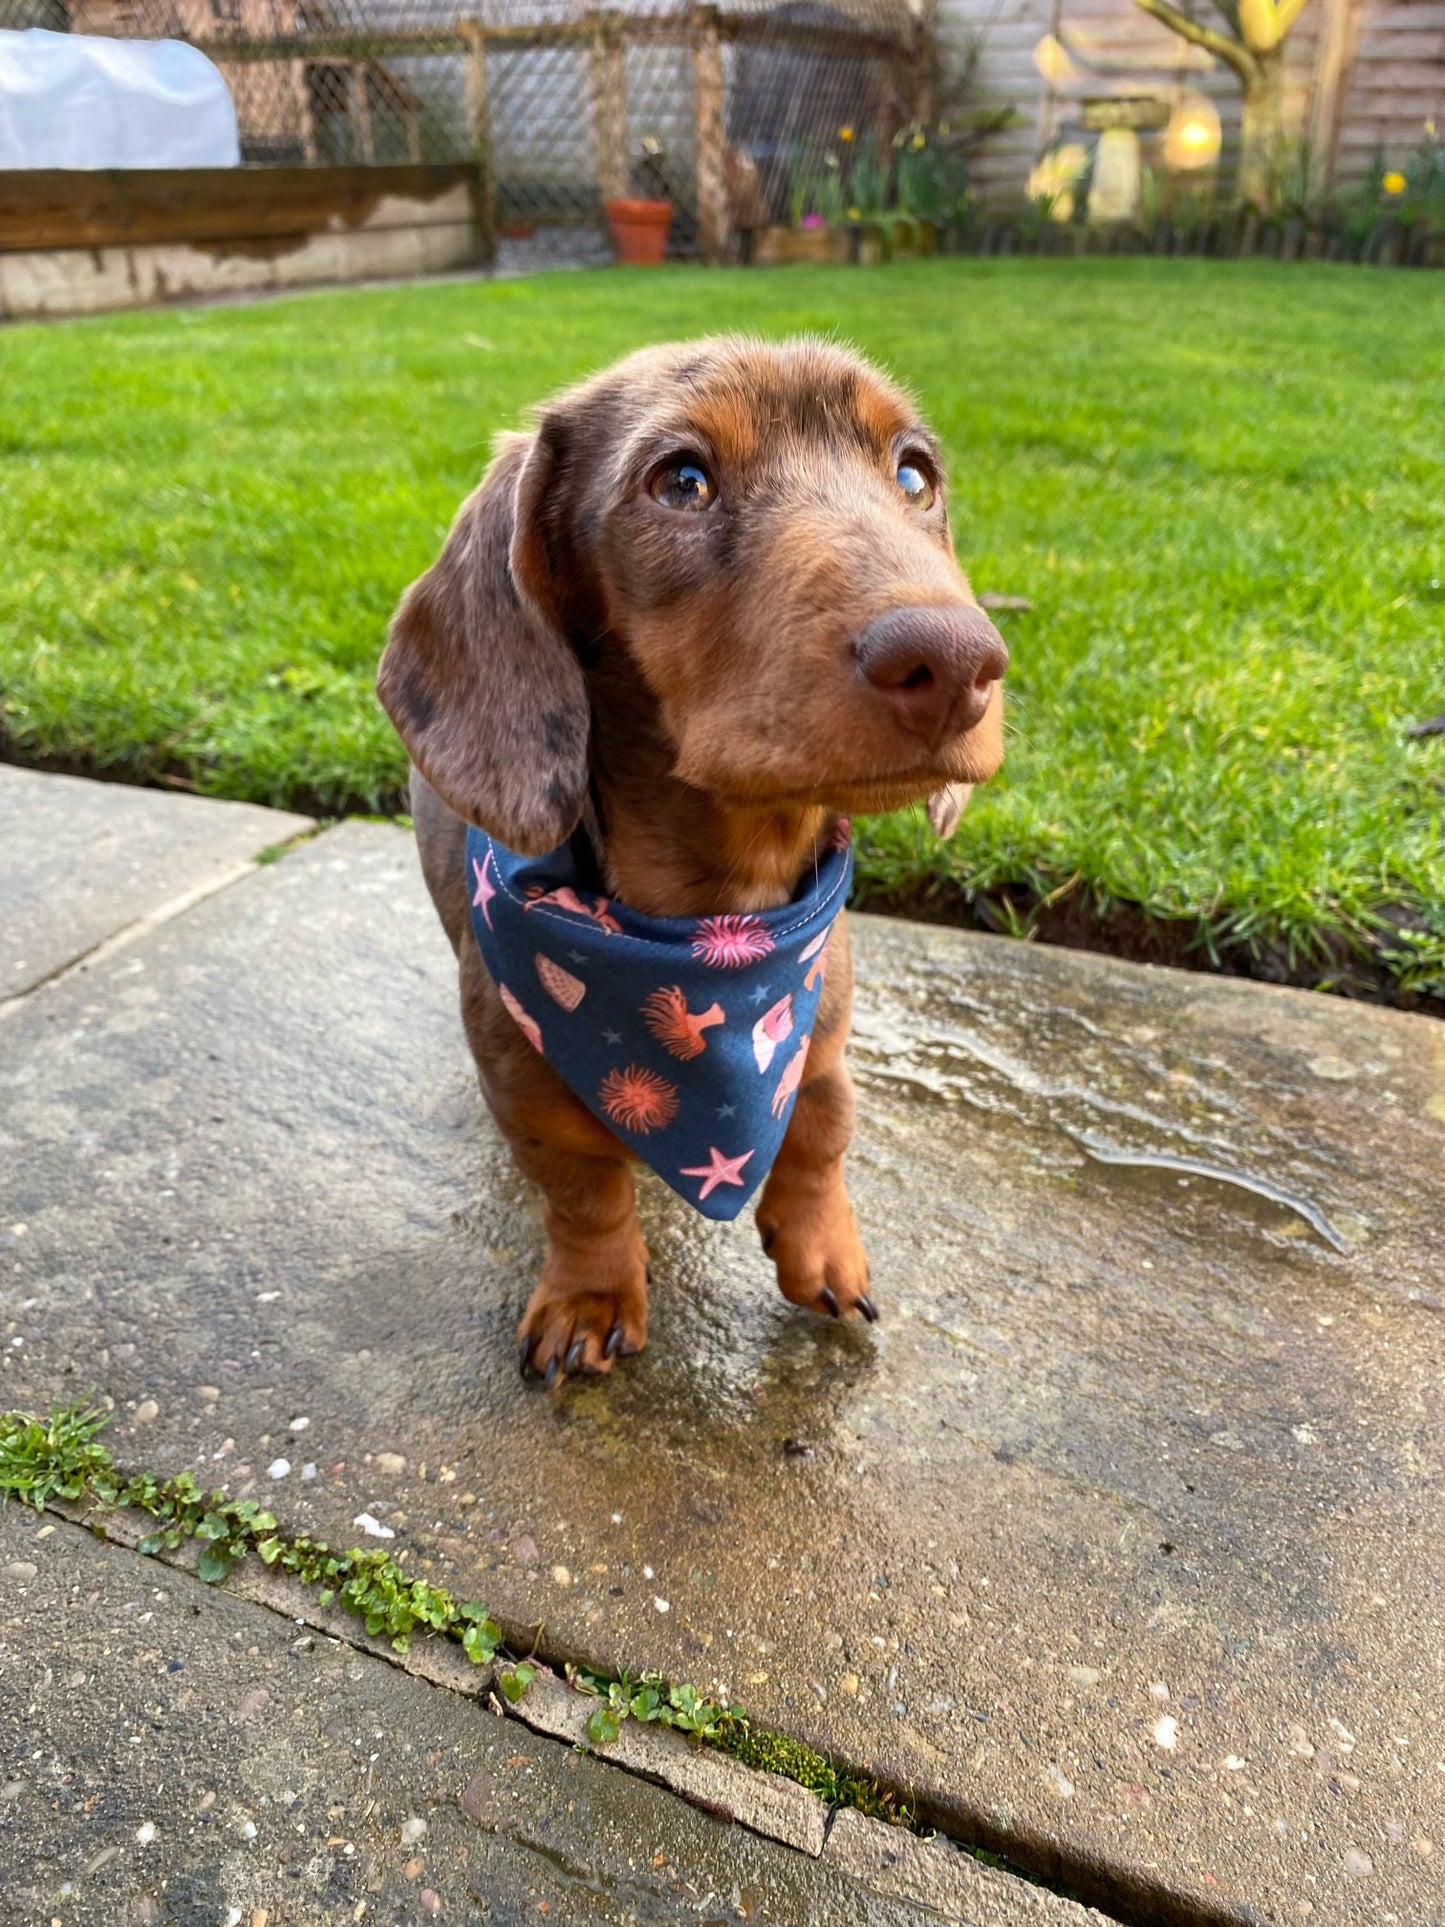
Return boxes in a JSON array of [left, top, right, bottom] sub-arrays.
[[1164, 92, 1222, 170], [1032, 34, 1079, 86]]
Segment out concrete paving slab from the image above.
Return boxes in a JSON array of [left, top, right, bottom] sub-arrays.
[[1, 1509, 968, 1927], [3, 817, 1444, 1926], [0, 765, 313, 1001]]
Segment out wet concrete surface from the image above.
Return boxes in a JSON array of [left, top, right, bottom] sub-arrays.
[[0, 764, 313, 1002], [1, 1509, 973, 1926], [3, 810, 1444, 1926]]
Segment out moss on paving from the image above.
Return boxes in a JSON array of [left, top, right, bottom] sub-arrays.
[[1, 259, 1441, 993]]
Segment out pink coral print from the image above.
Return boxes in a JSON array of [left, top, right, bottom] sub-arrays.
[[523, 885, 622, 935], [642, 985, 725, 1060], [771, 1034, 811, 1118], [751, 993, 794, 1073], [598, 1064, 680, 1135], [799, 929, 831, 993], [691, 914, 775, 968], [497, 983, 544, 1053]]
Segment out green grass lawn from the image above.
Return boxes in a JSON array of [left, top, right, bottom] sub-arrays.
[[2, 259, 1442, 996]]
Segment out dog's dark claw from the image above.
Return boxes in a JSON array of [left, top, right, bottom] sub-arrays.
[[544, 1356, 560, 1391], [565, 1337, 586, 1376], [819, 1286, 841, 1318], [519, 1337, 536, 1380], [605, 1323, 624, 1359], [858, 1293, 879, 1323]]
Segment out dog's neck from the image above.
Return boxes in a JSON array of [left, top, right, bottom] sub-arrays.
[[583, 647, 832, 919]]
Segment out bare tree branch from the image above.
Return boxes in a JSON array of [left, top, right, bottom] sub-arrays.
[[1211, 0, 1243, 35], [1131, 0, 1260, 82]]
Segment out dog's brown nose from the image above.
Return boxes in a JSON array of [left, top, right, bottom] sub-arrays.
[[854, 605, 1008, 744]]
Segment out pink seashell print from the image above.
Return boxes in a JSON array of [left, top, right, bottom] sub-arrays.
[[692, 914, 776, 968], [771, 1034, 811, 1119], [497, 982, 544, 1053], [598, 1064, 680, 1135], [751, 993, 794, 1072], [535, 953, 586, 1010]]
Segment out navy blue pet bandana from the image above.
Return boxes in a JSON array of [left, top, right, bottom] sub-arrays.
[[465, 821, 854, 1221]]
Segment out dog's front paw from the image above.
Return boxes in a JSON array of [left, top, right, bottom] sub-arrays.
[[517, 1237, 648, 1388], [757, 1189, 877, 1323]]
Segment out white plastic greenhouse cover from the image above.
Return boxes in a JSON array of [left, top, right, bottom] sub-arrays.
[[0, 28, 241, 170]]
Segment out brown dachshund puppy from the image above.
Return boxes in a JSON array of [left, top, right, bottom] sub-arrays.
[[377, 335, 1006, 1385]]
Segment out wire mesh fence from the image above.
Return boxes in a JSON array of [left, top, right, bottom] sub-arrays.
[[2, 0, 924, 254]]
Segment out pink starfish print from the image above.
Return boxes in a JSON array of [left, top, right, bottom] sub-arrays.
[[471, 849, 497, 929], [679, 1145, 754, 1201]]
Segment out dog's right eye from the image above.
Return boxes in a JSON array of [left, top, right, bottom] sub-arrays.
[[650, 461, 715, 512]]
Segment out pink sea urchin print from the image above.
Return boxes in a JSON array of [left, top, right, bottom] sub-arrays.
[[691, 914, 776, 968], [598, 1064, 680, 1135]]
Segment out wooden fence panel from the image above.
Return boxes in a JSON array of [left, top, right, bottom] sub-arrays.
[[0, 164, 491, 320]]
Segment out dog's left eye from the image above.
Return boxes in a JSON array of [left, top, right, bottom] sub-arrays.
[[650, 461, 715, 512], [896, 461, 934, 508]]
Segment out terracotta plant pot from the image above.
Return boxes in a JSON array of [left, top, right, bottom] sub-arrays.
[[605, 197, 673, 265]]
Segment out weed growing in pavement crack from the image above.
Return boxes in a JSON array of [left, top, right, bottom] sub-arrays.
[[0, 1400, 501, 1662], [2, 1401, 913, 1827]]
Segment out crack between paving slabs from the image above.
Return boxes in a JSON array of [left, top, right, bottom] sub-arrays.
[[1, 1400, 1254, 1927], [40, 1495, 1261, 1927], [0, 822, 321, 1023], [35, 1494, 1121, 1920], [20, 1506, 1029, 1923]]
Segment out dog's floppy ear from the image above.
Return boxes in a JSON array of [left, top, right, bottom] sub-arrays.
[[377, 433, 589, 855]]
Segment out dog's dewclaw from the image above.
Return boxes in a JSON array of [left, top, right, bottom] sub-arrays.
[[926, 783, 972, 839]]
